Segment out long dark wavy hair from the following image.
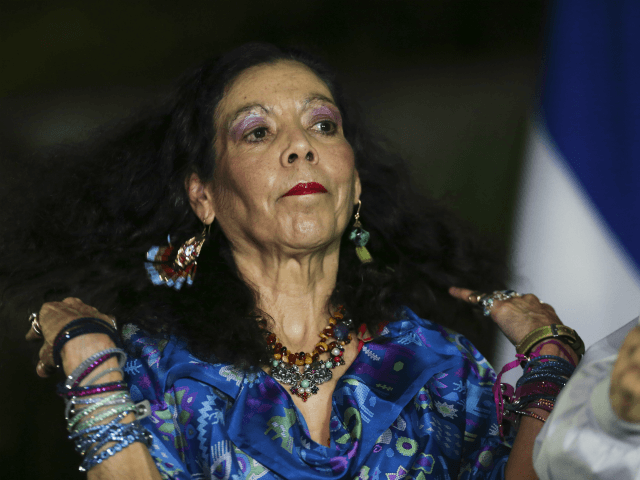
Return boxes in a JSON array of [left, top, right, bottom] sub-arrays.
[[1, 43, 505, 367]]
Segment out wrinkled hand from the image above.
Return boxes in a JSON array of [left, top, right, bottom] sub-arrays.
[[25, 297, 116, 377], [609, 325, 640, 423], [448, 286, 563, 346]]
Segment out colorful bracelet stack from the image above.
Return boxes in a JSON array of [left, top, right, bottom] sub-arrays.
[[55, 318, 152, 472], [493, 326, 580, 439]]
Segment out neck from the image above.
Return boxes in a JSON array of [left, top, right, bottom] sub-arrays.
[[232, 244, 340, 353]]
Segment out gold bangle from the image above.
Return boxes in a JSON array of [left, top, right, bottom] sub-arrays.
[[515, 324, 585, 357]]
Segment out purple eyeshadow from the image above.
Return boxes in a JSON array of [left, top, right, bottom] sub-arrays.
[[230, 113, 266, 142], [310, 106, 342, 127]]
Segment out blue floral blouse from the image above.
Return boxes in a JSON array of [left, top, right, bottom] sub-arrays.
[[122, 308, 510, 479]]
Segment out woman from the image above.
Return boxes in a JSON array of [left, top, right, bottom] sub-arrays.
[[12, 43, 580, 479]]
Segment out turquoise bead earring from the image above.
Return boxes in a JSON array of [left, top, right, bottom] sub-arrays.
[[349, 200, 373, 263]]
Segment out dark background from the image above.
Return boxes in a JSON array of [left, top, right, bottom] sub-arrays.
[[1, 1, 547, 478]]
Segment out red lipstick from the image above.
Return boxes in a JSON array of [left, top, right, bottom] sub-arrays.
[[283, 182, 328, 197]]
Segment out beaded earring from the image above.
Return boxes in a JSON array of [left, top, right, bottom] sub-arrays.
[[144, 224, 210, 290], [349, 200, 373, 263]]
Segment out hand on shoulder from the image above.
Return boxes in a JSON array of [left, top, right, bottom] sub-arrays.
[[25, 297, 117, 377], [448, 287, 562, 345]]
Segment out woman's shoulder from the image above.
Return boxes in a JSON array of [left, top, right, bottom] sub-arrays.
[[121, 323, 255, 401], [377, 307, 495, 381]]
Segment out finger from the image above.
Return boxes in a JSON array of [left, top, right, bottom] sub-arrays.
[[541, 302, 557, 314], [35, 360, 56, 378], [35, 360, 47, 378], [62, 297, 106, 320], [449, 287, 481, 304], [62, 297, 85, 305], [519, 293, 554, 310], [25, 325, 42, 342], [514, 293, 559, 316], [520, 293, 541, 305], [40, 301, 64, 313], [38, 342, 56, 373], [25, 309, 44, 341]]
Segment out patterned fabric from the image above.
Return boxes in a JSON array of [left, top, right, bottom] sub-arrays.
[[123, 308, 510, 479]]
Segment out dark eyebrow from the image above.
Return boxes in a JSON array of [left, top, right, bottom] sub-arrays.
[[224, 94, 337, 130], [226, 103, 270, 130], [302, 94, 338, 109]]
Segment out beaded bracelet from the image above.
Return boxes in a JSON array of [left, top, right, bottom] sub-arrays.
[[65, 389, 129, 421], [519, 372, 569, 386], [525, 398, 555, 413], [67, 392, 131, 430], [58, 379, 126, 396], [64, 348, 126, 389], [79, 422, 152, 472], [53, 318, 120, 369], [77, 419, 137, 452], [516, 410, 547, 423], [72, 354, 124, 388], [73, 403, 135, 432], [517, 372, 569, 390], [511, 357, 573, 404], [83, 421, 141, 457], [68, 398, 133, 432], [516, 355, 574, 395], [73, 403, 135, 433], [516, 381, 563, 399], [69, 400, 151, 447], [522, 352, 577, 374], [85, 366, 127, 387], [68, 395, 152, 471], [69, 411, 132, 450], [74, 418, 151, 470], [58, 381, 128, 398]]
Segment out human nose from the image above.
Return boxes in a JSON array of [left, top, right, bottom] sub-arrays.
[[280, 126, 318, 166]]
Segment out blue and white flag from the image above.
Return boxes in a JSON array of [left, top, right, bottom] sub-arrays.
[[496, 1, 640, 376]]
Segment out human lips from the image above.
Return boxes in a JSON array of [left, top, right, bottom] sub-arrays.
[[283, 182, 328, 197]]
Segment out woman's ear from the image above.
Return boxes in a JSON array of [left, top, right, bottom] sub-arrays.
[[185, 173, 216, 225], [354, 169, 362, 205]]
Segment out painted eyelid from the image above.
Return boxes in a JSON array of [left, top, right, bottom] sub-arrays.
[[230, 115, 268, 142], [308, 106, 342, 127]]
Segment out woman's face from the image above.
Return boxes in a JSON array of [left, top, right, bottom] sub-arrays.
[[208, 61, 360, 256]]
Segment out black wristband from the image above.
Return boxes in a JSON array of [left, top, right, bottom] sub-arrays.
[[53, 318, 120, 369]]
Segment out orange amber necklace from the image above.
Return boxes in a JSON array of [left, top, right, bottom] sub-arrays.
[[266, 306, 353, 401]]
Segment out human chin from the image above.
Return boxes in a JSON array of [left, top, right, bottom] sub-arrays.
[[279, 215, 337, 250]]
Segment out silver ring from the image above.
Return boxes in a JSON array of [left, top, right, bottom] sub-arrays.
[[479, 290, 521, 316], [28, 312, 43, 336], [468, 292, 484, 303]]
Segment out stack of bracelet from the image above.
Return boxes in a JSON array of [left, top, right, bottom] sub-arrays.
[[493, 324, 583, 439], [53, 317, 152, 472]]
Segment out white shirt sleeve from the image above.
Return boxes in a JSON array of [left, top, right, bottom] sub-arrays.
[[533, 317, 640, 480]]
